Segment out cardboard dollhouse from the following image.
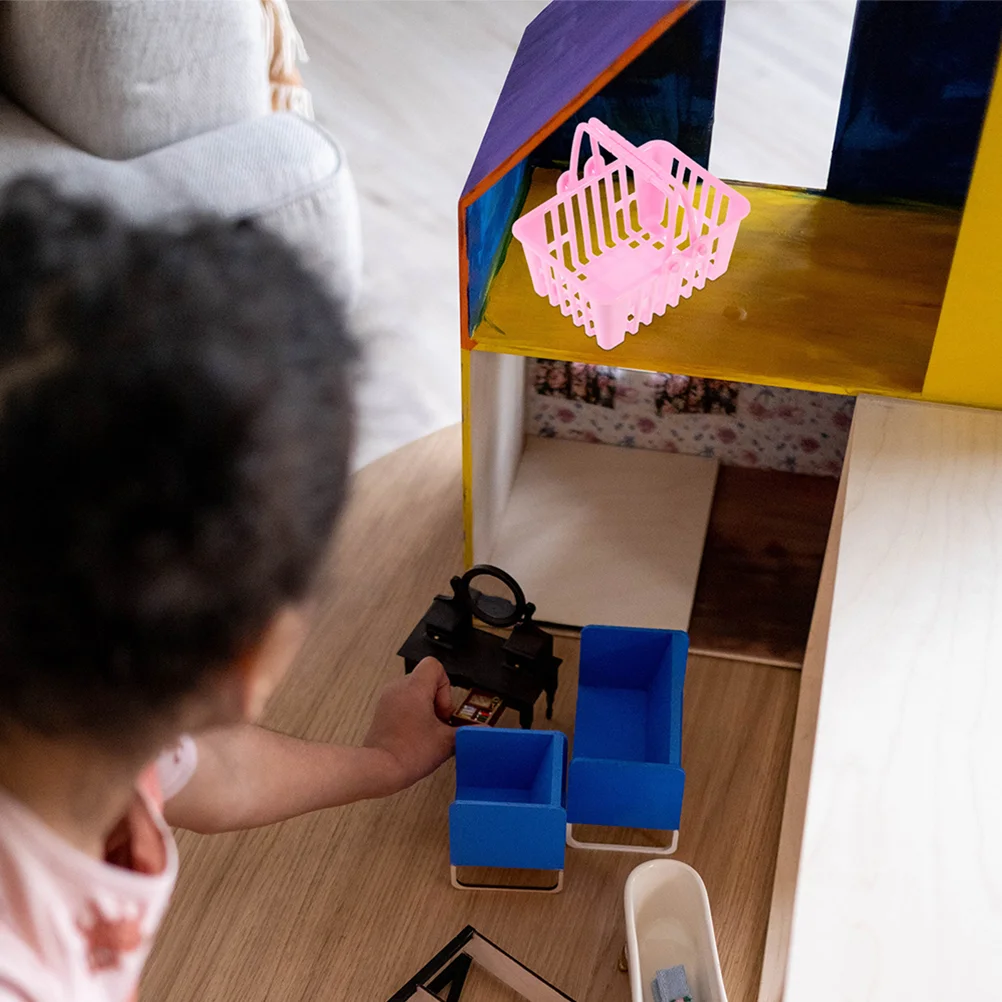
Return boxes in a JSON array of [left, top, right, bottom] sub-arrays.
[[458, 0, 1002, 645]]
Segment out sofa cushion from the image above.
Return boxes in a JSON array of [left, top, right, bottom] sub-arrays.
[[0, 97, 362, 307], [574, 684, 649, 762], [566, 758, 685, 831], [0, 0, 269, 160]]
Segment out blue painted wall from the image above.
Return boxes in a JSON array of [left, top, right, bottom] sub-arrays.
[[828, 0, 1002, 206], [528, 0, 726, 170], [464, 159, 530, 334]]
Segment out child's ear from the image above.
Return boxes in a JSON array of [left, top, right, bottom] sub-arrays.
[[232, 606, 313, 722]]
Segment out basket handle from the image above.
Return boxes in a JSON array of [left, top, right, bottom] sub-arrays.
[[567, 122, 588, 185], [566, 119, 706, 257]]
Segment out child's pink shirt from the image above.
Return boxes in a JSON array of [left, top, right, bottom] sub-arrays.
[[0, 738, 198, 1002]]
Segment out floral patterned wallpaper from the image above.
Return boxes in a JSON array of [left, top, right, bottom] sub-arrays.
[[528, 360, 854, 477]]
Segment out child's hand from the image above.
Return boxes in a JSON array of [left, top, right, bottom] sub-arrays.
[[165, 659, 455, 831], [363, 657, 456, 794]]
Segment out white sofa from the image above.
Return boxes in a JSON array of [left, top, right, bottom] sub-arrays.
[[0, 0, 363, 307]]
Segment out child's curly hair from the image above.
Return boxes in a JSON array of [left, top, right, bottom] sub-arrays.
[[0, 178, 356, 742]]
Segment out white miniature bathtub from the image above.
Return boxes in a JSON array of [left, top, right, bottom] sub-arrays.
[[624, 860, 728, 1002]]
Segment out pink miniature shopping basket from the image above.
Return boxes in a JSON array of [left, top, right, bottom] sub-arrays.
[[511, 118, 750, 351]]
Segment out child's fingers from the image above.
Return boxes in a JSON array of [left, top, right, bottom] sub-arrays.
[[411, 657, 453, 720], [434, 680, 454, 723], [411, 656, 447, 690]]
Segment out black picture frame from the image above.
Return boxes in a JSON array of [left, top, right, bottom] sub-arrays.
[[387, 926, 578, 1002]]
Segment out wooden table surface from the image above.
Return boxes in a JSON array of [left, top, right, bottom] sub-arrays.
[[781, 397, 1002, 1002], [143, 425, 799, 1002]]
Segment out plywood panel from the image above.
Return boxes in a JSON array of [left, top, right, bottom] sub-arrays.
[[488, 436, 717, 629], [782, 396, 1002, 1002], [757, 424, 852, 1002], [477, 171, 960, 397], [466, 161, 532, 334], [467, 351, 527, 566], [142, 425, 798, 1002]]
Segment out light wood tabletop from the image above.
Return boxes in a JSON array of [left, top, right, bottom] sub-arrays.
[[781, 397, 1002, 1002], [143, 425, 798, 1002]]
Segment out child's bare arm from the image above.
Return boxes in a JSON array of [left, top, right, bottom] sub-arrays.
[[162, 658, 455, 833]]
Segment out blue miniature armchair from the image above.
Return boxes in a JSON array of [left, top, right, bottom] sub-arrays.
[[566, 625, 687, 854], [449, 728, 567, 891]]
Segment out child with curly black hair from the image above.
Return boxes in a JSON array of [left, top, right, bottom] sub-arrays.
[[0, 179, 454, 1001]]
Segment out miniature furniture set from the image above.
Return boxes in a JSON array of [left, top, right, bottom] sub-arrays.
[[400, 572, 691, 891], [450, 728, 568, 892], [446, 625, 689, 891], [625, 861, 726, 1002], [143, 427, 804, 1002]]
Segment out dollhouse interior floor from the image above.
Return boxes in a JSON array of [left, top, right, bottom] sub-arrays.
[[477, 170, 961, 398], [477, 411, 840, 666], [488, 437, 720, 631], [690, 466, 839, 666], [484, 437, 837, 664]]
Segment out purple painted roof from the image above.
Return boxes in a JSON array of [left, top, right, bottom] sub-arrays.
[[462, 0, 685, 199]]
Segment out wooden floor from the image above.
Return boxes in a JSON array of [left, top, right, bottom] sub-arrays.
[[690, 466, 839, 666], [142, 427, 799, 1002]]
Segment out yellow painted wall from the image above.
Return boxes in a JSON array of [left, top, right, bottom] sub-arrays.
[[923, 60, 1002, 409]]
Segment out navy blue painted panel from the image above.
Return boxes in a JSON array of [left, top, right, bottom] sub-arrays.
[[529, 0, 726, 170], [828, 0, 1002, 206], [465, 159, 530, 332]]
